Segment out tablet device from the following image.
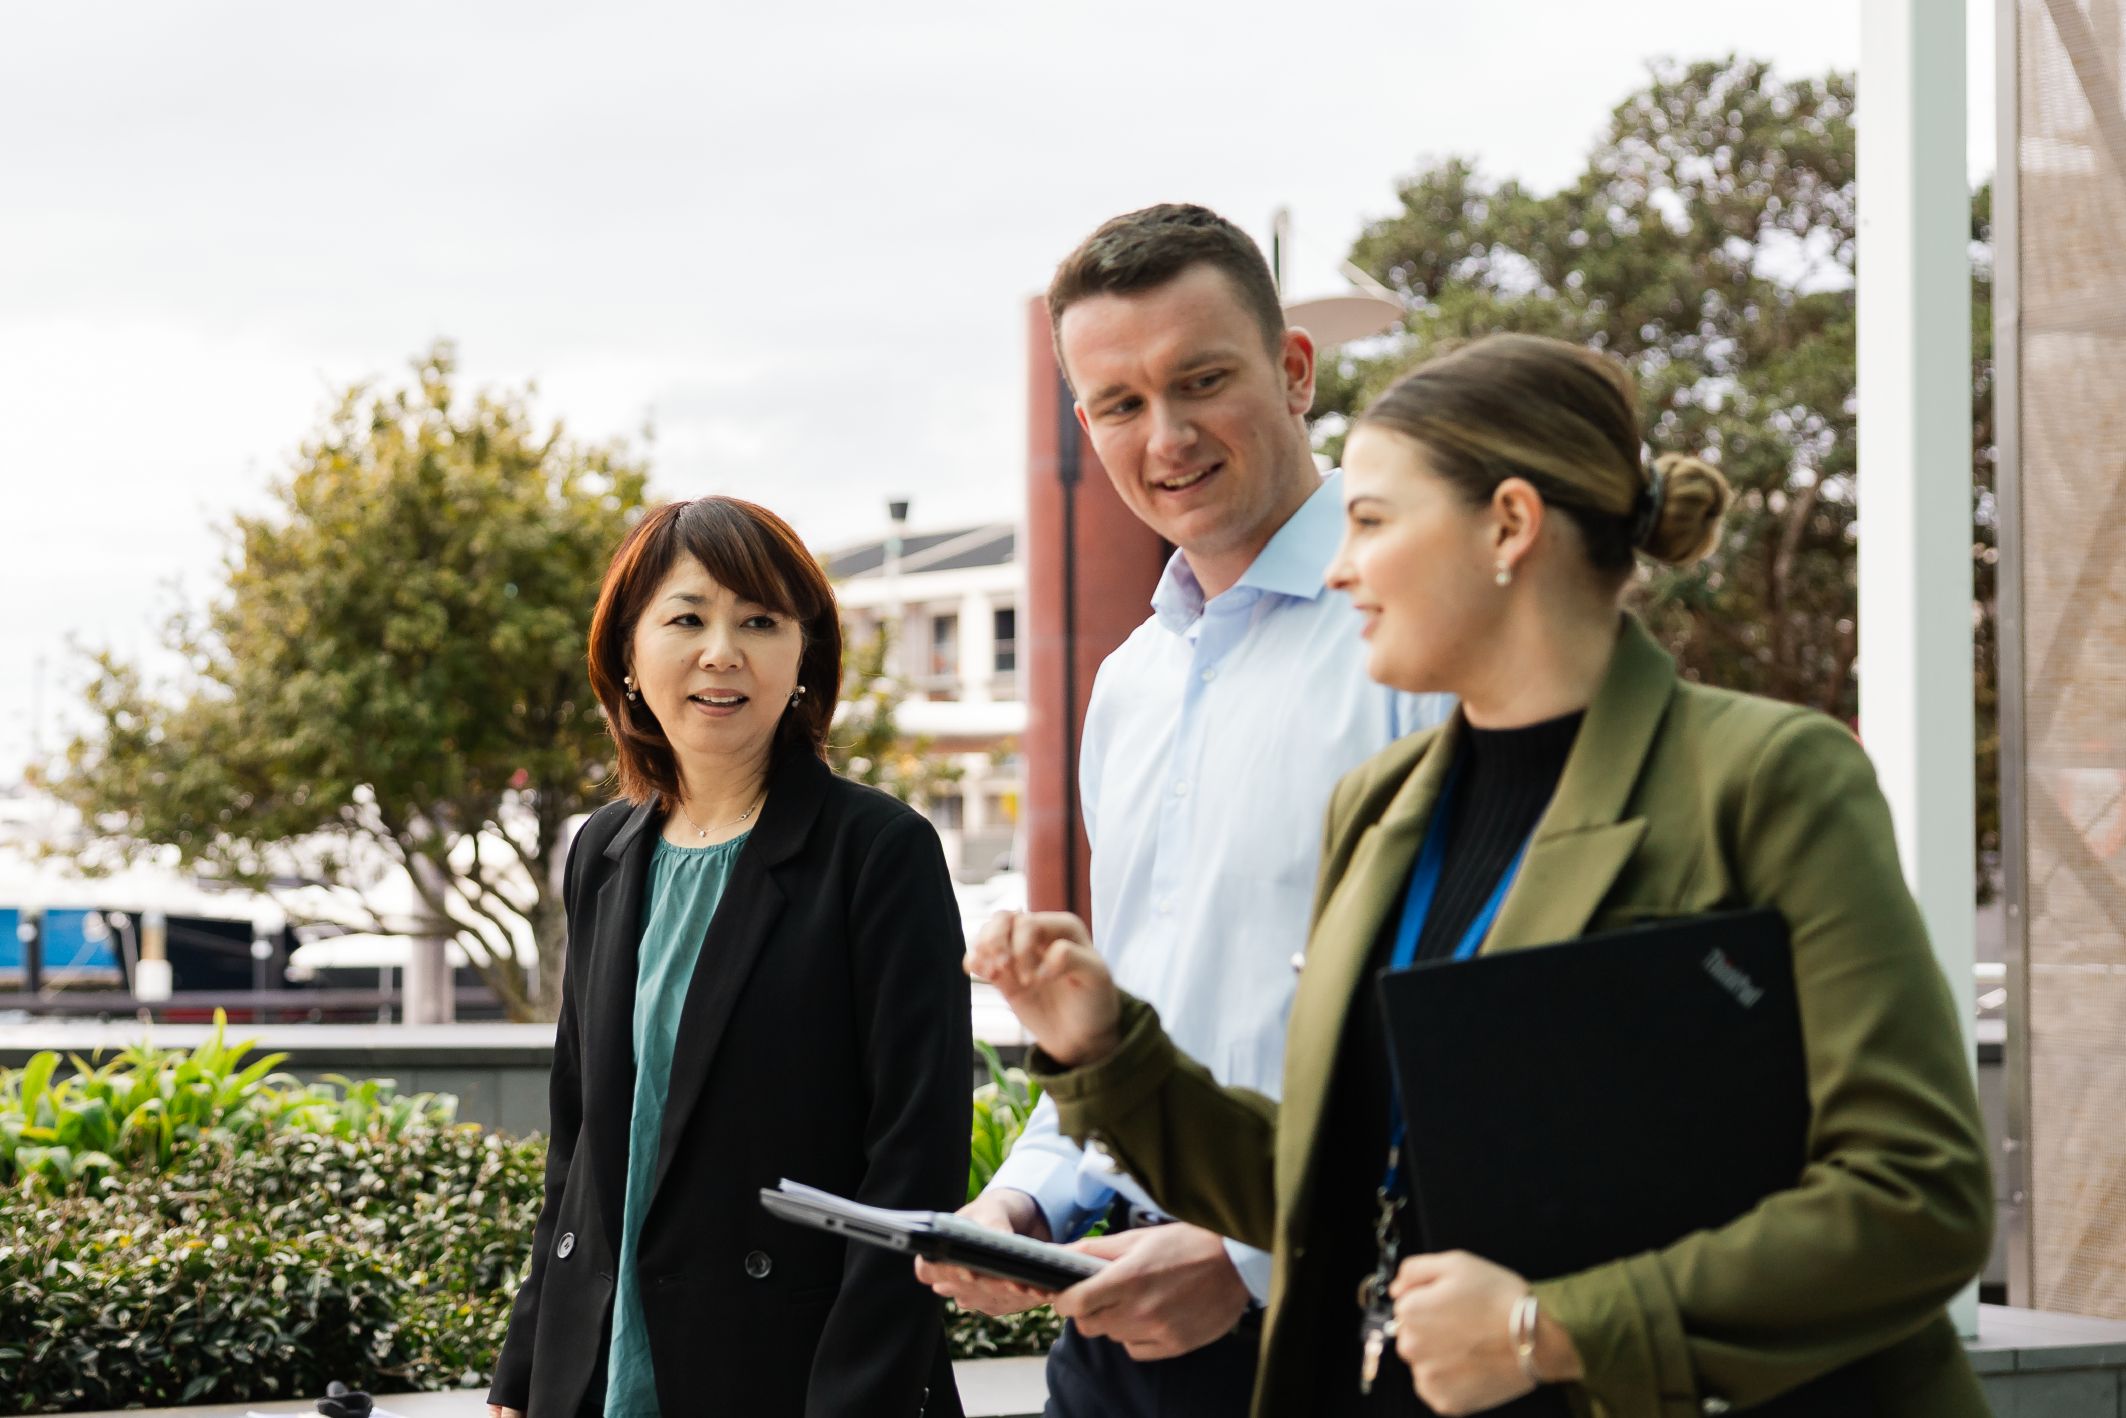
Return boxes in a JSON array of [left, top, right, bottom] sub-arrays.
[[759, 1178, 1107, 1294]]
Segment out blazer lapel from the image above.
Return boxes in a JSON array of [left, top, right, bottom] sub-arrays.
[[1277, 616, 1682, 1225], [582, 799, 659, 1256], [1276, 719, 1461, 1214], [1483, 615, 1675, 953], [645, 749, 829, 1209]]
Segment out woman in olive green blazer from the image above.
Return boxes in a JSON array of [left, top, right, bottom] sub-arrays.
[[971, 335, 1992, 1418]]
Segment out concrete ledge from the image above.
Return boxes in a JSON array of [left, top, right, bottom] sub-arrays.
[[39, 1303, 2126, 1418], [55, 1356, 1048, 1418], [949, 1355, 1047, 1418], [0, 1014, 1033, 1136], [1971, 1304, 2126, 1417], [0, 1021, 560, 1070]]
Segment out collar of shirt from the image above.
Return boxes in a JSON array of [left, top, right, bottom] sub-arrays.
[[1149, 471, 1344, 634]]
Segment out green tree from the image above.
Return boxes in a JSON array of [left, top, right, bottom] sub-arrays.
[[1318, 56, 2000, 889], [44, 343, 648, 1019]]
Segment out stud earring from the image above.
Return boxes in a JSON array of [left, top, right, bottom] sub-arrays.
[[789, 684, 807, 706], [623, 674, 639, 703], [1495, 562, 1513, 588]]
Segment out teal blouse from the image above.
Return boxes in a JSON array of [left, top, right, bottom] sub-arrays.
[[604, 831, 748, 1418]]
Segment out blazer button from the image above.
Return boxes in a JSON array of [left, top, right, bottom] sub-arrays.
[[744, 1249, 773, 1279], [556, 1231, 576, 1260]]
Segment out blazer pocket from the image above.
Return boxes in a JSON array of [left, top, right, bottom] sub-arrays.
[[526, 1265, 614, 1418]]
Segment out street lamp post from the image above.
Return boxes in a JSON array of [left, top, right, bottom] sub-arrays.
[[16, 908, 42, 996], [885, 497, 910, 682], [1055, 372, 1083, 917]]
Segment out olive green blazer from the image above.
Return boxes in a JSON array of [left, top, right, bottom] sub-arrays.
[[1039, 616, 1993, 1418]]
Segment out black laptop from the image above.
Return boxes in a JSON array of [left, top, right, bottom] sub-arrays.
[[1376, 908, 1870, 1417]]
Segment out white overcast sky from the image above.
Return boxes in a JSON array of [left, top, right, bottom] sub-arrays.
[[0, 1, 1995, 778]]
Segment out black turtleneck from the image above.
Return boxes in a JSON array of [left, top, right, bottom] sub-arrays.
[[1409, 710, 1585, 962], [1301, 710, 1585, 1417]]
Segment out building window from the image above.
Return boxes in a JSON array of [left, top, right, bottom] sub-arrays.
[[929, 791, 965, 829], [929, 614, 959, 680], [993, 607, 1017, 674]]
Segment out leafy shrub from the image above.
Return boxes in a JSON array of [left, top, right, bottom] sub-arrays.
[[0, 1123, 549, 1412], [970, 1041, 1041, 1200], [0, 1189, 408, 1411], [0, 1030, 1054, 1413], [0, 1027, 530, 1415], [0, 1011, 457, 1192], [956, 1043, 1065, 1358]]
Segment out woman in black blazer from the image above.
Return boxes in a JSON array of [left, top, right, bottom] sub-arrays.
[[488, 496, 970, 1418]]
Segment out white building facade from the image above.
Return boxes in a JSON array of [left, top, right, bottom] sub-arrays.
[[824, 523, 1025, 881]]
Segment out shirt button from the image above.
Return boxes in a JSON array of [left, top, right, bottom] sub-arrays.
[[1201, 668, 1217, 683], [1290, 952, 1306, 973], [556, 1231, 576, 1260], [1173, 780, 1190, 798], [744, 1250, 773, 1280]]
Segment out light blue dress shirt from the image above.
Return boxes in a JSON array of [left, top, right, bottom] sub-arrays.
[[605, 832, 748, 1418], [986, 473, 1451, 1300]]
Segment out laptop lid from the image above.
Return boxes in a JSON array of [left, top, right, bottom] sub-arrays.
[[1377, 908, 1809, 1284]]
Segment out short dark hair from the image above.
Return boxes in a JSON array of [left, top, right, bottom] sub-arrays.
[[1045, 203, 1285, 384], [588, 496, 842, 804]]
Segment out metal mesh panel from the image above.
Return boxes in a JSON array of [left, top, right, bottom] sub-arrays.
[[2015, 0, 2126, 1321]]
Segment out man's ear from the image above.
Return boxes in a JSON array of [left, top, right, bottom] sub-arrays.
[[1279, 328, 1318, 418]]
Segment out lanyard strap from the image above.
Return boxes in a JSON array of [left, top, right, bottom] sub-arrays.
[[1377, 764, 1530, 1199]]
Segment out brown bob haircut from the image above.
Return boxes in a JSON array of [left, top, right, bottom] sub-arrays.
[[1045, 203, 1286, 387], [588, 496, 842, 805]]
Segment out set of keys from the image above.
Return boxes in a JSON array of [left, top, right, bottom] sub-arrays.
[[1356, 1181, 1406, 1396], [1358, 1269, 1400, 1395]]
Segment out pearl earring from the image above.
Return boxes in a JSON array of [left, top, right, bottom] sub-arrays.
[[623, 674, 639, 703], [789, 684, 807, 706], [1495, 562, 1513, 588]]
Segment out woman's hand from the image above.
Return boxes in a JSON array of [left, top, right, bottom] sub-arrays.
[[486, 1406, 524, 1418], [965, 911, 1121, 1067], [1389, 1251, 1581, 1415]]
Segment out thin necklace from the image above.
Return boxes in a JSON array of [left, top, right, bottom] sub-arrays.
[[677, 787, 766, 842]]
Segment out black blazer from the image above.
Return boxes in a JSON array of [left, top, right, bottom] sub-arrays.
[[490, 748, 971, 1418]]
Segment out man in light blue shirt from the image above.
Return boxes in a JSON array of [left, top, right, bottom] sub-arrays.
[[920, 204, 1447, 1417]]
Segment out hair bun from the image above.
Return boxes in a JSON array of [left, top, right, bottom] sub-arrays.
[[1638, 452, 1732, 566]]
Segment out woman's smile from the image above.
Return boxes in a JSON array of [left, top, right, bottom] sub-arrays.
[[685, 688, 750, 717]]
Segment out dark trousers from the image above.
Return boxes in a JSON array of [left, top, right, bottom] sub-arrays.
[[1042, 1316, 1260, 1418]]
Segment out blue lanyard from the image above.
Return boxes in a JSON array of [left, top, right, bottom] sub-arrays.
[[1377, 764, 1530, 1198]]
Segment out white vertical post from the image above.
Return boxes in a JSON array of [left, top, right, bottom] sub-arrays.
[[1859, 0, 1979, 1337], [404, 852, 458, 1026], [135, 908, 173, 1002], [962, 589, 995, 704], [404, 936, 456, 1025]]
